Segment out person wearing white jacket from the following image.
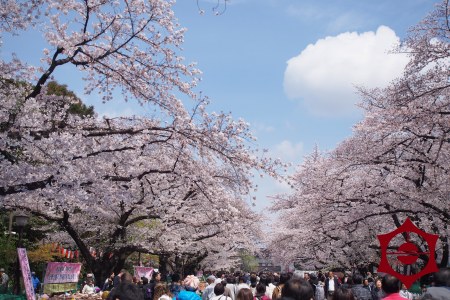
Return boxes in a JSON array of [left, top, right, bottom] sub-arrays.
[[211, 283, 233, 300]]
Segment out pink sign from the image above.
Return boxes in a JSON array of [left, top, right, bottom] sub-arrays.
[[134, 266, 153, 280], [17, 248, 36, 300], [44, 262, 82, 284]]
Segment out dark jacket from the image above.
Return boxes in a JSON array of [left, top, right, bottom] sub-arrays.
[[371, 287, 385, 300], [108, 282, 144, 300], [324, 277, 340, 295], [142, 283, 153, 300], [351, 284, 372, 300]]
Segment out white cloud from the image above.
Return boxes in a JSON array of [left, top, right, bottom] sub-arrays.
[[271, 140, 304, 164], [283, 26, 410, 116], [251, 121, 275, 135]]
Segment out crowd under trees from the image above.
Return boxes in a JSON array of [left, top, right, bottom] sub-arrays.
[[269, 0, 449, 271], [0, 0, 448, 287]]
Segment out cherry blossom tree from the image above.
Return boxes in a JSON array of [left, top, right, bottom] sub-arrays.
[[0, 0, 281, 285], [269, 0, 449, 270]]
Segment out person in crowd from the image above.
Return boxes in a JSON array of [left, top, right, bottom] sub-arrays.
[[80, 273, 95, 293], [351, 274, 372, 300], [113, 269, 126, 288], [142, 277, 153, 300], [234, 272, 242, 285], [366, 278, 375, 291], [280, 278, 314, 300], [398, 284, 413, 300], [0, 268, 9, 294], [103, 273, 115, 291], [225, 275, 238, 300], [236, 288, 253, 300], [222, 279, 233, 299], [318, 272, 326, 284], [153, 283, 173, 300], [421, 268, 450, 300], [272, 273, 289, 300], [254, 283, 270, 300], [324, 272, 340, 300], [211, 283, 233, 300], [420, 284, 427, 295], [341, 277, 352, 290], [308, 273, 318, 296], [265, 274, 276, 300], [31, 271, 40, 293], [301, 274, 310, 291], [237, 276, 251, 294], [216, 272, 227, 282], [332, 288, 355, 300], [371, 278, 385, 300], [170, 273, 183, 298], [108, 271, 144, 300], [203, 275, 218, 300], [147, 271, 162, 300], [363, 279, 371, 292], [177, 275, 201, 300], [381, 274, 407, 300], [272, 274, 280, 287], [133, 276, 140, 285], [249, 274, 258, 295], [82, 278, 96, 294], [314, 279, 325, 300]]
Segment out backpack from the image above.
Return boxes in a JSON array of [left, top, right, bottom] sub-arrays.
[[315, 285, 325, 300], [273, 286, 282, 299]]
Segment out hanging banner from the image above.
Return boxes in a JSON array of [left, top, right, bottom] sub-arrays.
[[17, 248, 36, 300], [43, 283, 78, 295], [134, 266, 154, 280], [43, 262, 82, 284]]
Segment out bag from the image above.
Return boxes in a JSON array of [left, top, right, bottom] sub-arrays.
[[273, 286, 282, 299], [315, 285, 325, 300]]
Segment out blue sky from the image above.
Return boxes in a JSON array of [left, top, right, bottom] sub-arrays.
[[171, 0, 436, 212], [2, 0, 437, 213]]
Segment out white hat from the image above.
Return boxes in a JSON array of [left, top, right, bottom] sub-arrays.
[[207, 275, 216, 281]]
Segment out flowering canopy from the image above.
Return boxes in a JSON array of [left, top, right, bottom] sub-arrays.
[[269, 0, 449, 269], [0, 0, 282, 281]]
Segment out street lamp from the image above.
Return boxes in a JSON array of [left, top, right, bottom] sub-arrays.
[[13, 212, 29, 295]]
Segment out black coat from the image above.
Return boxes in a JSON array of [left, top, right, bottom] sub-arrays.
[[324, 277, 340, 295], [108, 282, 144, 300]]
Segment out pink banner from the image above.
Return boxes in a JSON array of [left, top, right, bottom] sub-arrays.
[[44, 262, 82, 284], [134, 266, 153, 280], [17, 248, 36, 300]]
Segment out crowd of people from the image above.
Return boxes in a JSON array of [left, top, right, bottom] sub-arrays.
[[79, 268, 449, 300], [1, 266, 447, 300], [0, 268, 41, 294]]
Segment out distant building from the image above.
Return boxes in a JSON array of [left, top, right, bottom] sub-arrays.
[[256, 250, 282, 273]]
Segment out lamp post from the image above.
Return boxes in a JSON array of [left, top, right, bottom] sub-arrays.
[[13, 212, 29, 295]]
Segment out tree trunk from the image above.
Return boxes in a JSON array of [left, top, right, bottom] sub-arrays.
[[438, 236, 449, 268], [90, 254, 127, 288], [158, 254, 171, 275]]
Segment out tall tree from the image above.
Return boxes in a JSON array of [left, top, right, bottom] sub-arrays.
[[0, 0, 282, 285], [269, 0, 449, 270]]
